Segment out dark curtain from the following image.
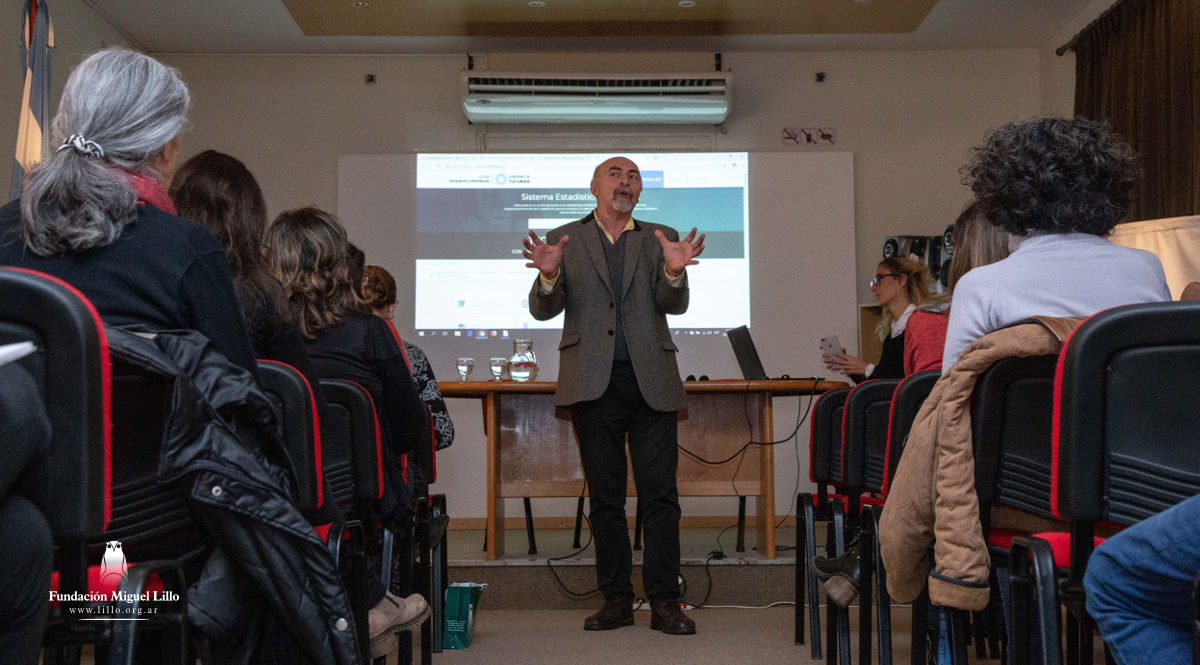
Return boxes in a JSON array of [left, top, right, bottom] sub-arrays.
[[1074, 0, 1200, 222]]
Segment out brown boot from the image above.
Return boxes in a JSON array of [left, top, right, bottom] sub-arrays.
[[649, 601, 696, 635], [368, 591, 431, 657], [583, 596, 635, 631]]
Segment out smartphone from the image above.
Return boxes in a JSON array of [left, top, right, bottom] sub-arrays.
[[820, 335, 841, 358]]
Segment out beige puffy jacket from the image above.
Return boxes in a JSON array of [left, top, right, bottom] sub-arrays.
[[878, 316, 1082, 610]]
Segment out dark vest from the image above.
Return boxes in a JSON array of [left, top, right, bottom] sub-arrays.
[[598, 223, 631, 362]]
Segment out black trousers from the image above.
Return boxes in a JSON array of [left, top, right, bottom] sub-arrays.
[[0, 364, 52, 665], [570, 360, 681, 602]]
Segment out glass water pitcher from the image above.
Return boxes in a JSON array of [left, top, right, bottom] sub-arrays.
[[508, 339, 538, 382]]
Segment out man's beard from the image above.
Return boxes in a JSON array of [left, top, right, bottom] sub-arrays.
[[612, 193, 635, 214]]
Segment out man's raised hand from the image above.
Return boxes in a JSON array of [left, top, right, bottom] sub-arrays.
[[522, 230, 569, 279], [656, 227, 706, 277]]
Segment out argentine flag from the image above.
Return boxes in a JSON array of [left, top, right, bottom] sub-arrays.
[[11, 0, 53, 202]]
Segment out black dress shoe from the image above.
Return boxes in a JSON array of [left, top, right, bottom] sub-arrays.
[[649, 601, 696, 635], [812, 544, 862, 608], [583, 597, 634, 631]]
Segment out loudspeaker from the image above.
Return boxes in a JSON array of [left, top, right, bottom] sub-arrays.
[[927, 224, 954, 290], [882, 235, 928, 261]]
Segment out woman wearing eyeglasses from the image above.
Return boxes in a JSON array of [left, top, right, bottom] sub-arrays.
[[822, 256, 931, 382]]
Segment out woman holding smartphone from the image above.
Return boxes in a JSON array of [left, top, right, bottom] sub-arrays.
[[822, 257, 931, 382]]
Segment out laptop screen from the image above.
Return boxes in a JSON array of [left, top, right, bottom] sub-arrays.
[[726, 325, 769, 381]]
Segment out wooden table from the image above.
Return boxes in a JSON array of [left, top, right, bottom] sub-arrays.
[[442, 379, 848, 560]]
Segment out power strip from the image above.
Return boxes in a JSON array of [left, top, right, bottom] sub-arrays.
[[634, 603, 695, 611]]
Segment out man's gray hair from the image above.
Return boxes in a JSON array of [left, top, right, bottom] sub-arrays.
[[20, 48, 190, 255]]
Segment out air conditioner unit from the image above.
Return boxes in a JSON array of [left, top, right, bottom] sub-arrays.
[[460, 71, 732, 125]]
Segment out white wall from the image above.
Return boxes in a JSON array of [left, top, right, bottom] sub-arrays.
[[162, 49, 1043, 307]]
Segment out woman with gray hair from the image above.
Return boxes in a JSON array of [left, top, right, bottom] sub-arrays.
[[0, 47, 256, 374]]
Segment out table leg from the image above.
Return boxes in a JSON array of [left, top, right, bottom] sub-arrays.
[[755, 394, 776, 559], [485, 392, 505, 559]]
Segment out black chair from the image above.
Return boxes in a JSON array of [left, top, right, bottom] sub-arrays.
[[842, 378, 901, 665], [257, 359, 323, 512], [797, 386, 851, 662], [882, 370, 939, 495], [320, 377, 386, 662], [1012, 302, 1200, 665], [873, 369, 939, 665], [0, 267, 193, 665], [960, 353, 1060, 664], [321, 377, 434, 665]]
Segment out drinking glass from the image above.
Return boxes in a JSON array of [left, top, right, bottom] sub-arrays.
[[489, 357, 508, 381], [456, 357, 475, 381]]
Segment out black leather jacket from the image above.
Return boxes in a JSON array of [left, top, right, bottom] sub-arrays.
[[106, 327, 360, 665]]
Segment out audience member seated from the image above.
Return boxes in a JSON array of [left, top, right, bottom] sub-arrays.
[[1084, 493, 1200, 665], [901, 201, 1011, 375], [0, 48, 362, 663], [362, 264, 455, 451], [823, 256, 931, 382], [940, 116, 1170, 370], [0, 49, 256, 377], [266, 206, 431, 658], [812, 200, 1010, 621], [170, 149, 340, 528], [0, 363, 53, 665], [877, 116, 1170, 616]]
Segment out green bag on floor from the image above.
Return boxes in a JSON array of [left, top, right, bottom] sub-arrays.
[[442, 582, 485, 649]]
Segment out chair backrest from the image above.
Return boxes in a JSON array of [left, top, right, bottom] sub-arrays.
[[970, 354, 1058, 516], [257, 360, 323, 511], [1053, 301, 1200, 526], [320, 378, 384, 504], [809, 387, 850, 485], [0, 267, 108, 540], [842, 379, 900, 493], [883, 369, 939, 495]]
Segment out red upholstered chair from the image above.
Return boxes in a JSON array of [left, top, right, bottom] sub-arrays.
[[871, 370, 939, 665], [320, 377, 434, 665], [1009, 301, 1200, 665], [0, 267, 198, 665], [797, 386, 850, 658], [799, 382, 892, 665], [319, 377, 386, 661], [257, 360, 324, 513], [881, 370, 939, 496], [841, 378, 902, 665]]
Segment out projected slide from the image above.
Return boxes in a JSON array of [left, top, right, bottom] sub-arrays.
[[415, 152, 749, 334]]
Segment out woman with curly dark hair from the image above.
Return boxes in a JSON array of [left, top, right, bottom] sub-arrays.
[[941, 116, 1170, 369], [266, 206, 432, 657]]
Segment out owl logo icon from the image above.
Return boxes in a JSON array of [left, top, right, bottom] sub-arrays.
[[99, 541, 129, 586]]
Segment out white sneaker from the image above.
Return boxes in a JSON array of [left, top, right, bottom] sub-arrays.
[[368, 591, 431, 656]]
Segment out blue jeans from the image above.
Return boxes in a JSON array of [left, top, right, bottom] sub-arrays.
[[1084, 493, 1200, 665]]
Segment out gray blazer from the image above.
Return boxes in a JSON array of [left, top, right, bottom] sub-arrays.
[[529, 213, 689, 412]]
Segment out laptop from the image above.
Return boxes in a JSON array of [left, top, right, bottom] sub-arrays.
[[726, 325, 769, 381]]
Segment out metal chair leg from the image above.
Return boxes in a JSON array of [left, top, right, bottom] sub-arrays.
[[523, 497, 537, 555], [736, 495, 746, 552], [796, 493, 808, 646]]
